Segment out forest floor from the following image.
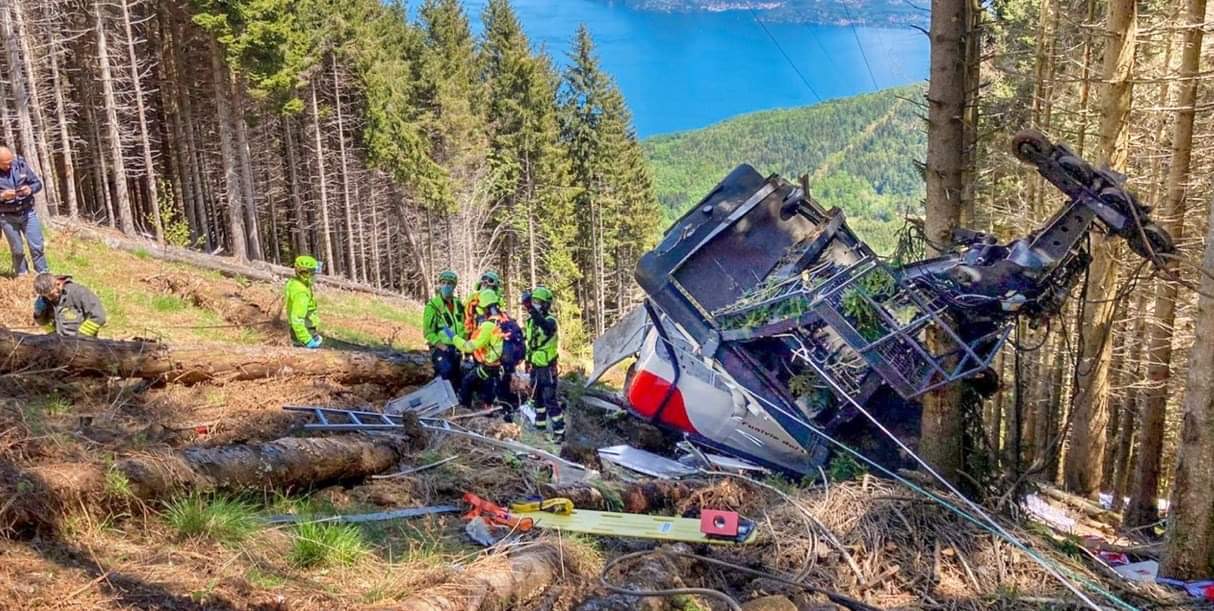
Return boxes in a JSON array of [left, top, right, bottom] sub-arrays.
[[0, 227, 1197, 610]]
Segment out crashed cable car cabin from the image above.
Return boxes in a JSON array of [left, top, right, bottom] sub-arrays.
[[591, 130, 1174, 477]]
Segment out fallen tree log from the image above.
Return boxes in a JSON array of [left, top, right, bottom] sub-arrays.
[[144, 272, 281, 327], [542, 479, 714, 513], [3, 431, 423, 531], [51, 219, 410, 300], [0, 329, 431, 387], [1037, 484, 1121, 527], [395, 543, 566, 611]]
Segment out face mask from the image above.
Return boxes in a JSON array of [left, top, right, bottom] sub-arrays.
[[439, 285, 454, 298]]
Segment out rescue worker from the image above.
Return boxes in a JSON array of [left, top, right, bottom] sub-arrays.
[[285, 255, 322, 348], [0, 146, 48, 275], [523, 286, 563, 440], [422, 270, 465, 387], [33, 273, 106, 337], [451, 288, 509, 419], [463, 270, 502, 336]]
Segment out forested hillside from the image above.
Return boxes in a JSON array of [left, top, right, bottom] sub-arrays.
[[0, 0, 660, 346], [645, 85, 925, 251]]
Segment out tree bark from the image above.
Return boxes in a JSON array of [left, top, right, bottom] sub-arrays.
[[1124, 0, 1203, 529], [92, 0, 136, 234], [542, 479, 715, 513], [311, 81, 336, 267], [120, 0, 163, 242], [210, 38, 248, 261], [1161, 17, 1214, 573], [332, 57, 358, 281], [48, 28, 79, 218], [2, 433, 422, 531], [0, 329, 431, 387], [395, 544, 564, 611], [1063, 0, 1136, 498], [920, 0, 969, 486], [233, 77, 262, 260], [1, 3, 50, 220], [284, 116, 306, 255]]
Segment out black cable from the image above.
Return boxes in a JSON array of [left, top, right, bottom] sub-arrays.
[[840, 2, 881, 90], [747, 9, 824, 102]]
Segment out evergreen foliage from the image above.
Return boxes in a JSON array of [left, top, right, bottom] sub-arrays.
[[644, 85, 925, 253]]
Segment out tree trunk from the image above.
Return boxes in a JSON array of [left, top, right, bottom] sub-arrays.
[[0, 329, 431, 387], [920, 0, 969, 486], [11, 3, 57, 216], [332, 58, 358, 281], [233, 77, 263, 260], [284, 117, 306, 255], [210, 38, 248, 261], [93, 0, 136, 234], [3, 433, 421, 531], [395, 544, 564, 611], [1125, 0, 1204, 529], [310, 82, 336, 266], [1, 3, 50, 220], [120, 0, 163, 242], [48, 30, 79, 218], [1161, 7, 1214, 577], [1063, 0, 1136, 498]]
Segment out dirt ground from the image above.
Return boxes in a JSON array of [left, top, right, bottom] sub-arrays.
[[0, 234, 1197, 610]]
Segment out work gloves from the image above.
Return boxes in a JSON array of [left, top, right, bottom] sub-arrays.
[[305, 336, 323, 349], [33, 296, 48, 317]]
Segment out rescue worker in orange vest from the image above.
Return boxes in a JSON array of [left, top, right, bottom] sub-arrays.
[[463, 270, 502, 337], [451, 287, 511, 420]]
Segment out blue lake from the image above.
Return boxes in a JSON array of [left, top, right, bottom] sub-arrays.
[[457, 0, 930, 137]]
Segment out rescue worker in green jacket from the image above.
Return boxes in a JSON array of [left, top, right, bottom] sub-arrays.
[[522, 286, 563, 440], [33, 273, 106, 337], [463, 270, 502, 337], [452, 288, 509, 419], [285, 255, 322, 348], [423, 270, 465, 387]]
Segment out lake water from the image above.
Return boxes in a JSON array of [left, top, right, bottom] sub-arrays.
[[457, 0, 930, 137]]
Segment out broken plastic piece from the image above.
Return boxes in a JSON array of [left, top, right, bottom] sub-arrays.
[[598, 445, 698, 479], [384, 377, 459, 418], [699, 509, 740, 538]]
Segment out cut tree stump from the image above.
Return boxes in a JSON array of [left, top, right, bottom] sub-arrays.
[[0, 329, 431, 387], [2, 430, 423, 531]]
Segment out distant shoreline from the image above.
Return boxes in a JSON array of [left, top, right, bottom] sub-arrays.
[[601, 0, 930, 28]]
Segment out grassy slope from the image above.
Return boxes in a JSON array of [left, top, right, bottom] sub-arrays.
[[644, 84, 926, 252], [0, 226, 425, 351]]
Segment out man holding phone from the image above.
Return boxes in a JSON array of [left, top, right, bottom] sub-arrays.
[[0, 146, 47, 276]]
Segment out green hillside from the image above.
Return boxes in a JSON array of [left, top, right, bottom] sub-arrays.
[[644, 85, 926, 252]]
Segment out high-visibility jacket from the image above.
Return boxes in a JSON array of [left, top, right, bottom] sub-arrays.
[[33, 279, 106, 337], [463, 287, 503, 336], [284, 276, 318, 344], [524, 312, 558, 367], [456, 315, 505, 366], [423, 294, 465, 348]]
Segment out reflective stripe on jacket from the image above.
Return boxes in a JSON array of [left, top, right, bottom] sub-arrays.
[[524, 313, 558, 367]]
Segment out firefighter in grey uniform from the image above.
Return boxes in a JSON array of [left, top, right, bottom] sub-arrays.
[[33, 273, 107, 337]]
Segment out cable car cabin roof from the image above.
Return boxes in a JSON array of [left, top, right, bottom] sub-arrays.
[[635, 164, 867, 350]]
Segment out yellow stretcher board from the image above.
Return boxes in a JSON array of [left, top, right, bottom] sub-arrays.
[[513, 509, 756, 544]]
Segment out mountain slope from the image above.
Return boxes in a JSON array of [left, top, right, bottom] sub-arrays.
[[644, 85, 926, 251]]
